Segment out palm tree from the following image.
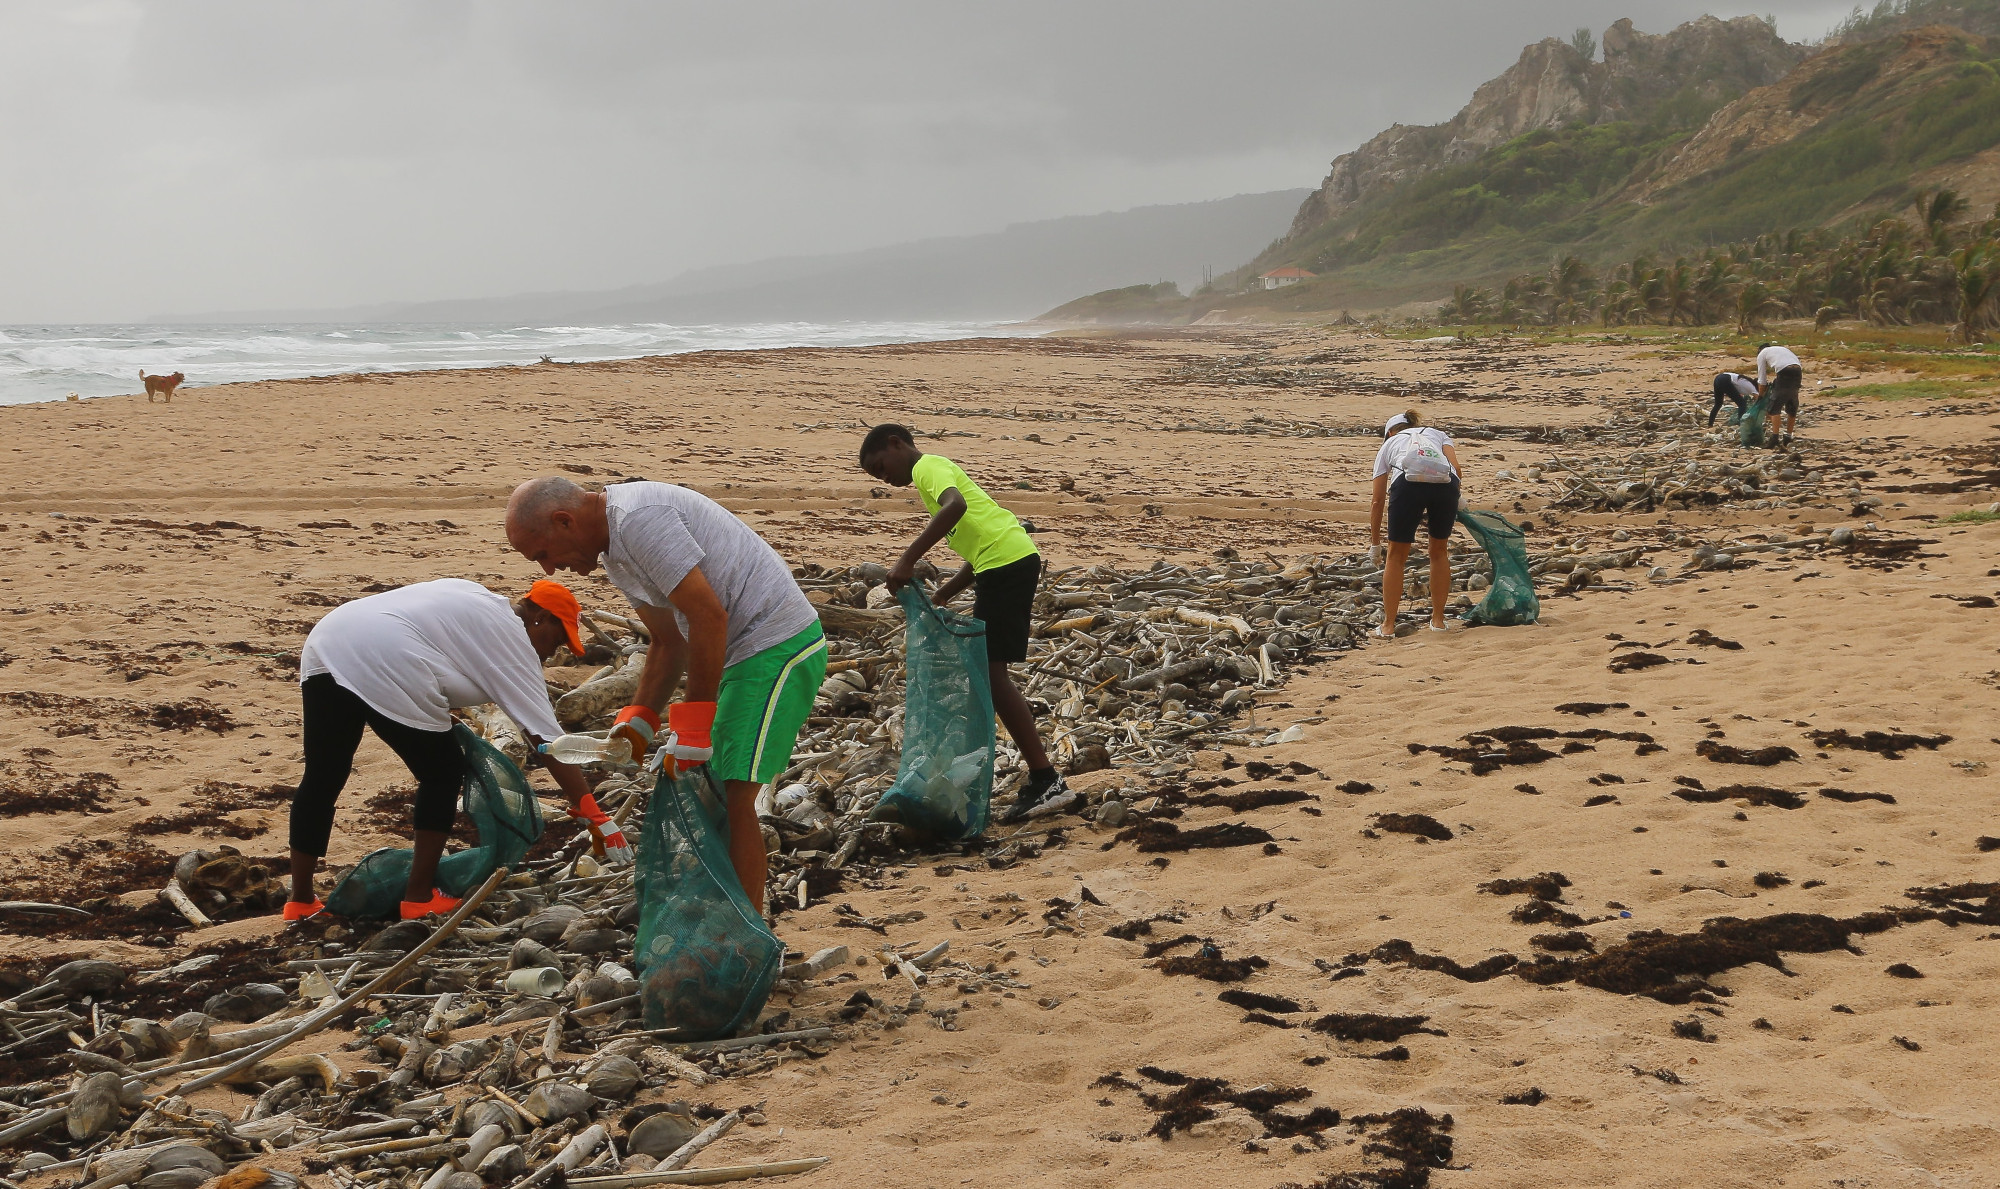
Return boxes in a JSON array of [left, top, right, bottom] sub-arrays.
[[1446, 284, 1490, 324], [1950, 243, 2000, 342], [1914, 188, 1969, 253], [1550, 255, 1594, 326], [1661, 258, 1695, 326], [1692, 256, 1736, 325], [1735, 280, 1783, 333]]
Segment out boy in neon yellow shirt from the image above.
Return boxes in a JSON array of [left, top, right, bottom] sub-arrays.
[[859, 424, 1072, 822]]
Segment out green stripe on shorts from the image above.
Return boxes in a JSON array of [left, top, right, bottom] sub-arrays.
[[711, 621, 828, 784]]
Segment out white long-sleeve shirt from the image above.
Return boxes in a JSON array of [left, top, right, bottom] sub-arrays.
[[300, 578, 562, 738]]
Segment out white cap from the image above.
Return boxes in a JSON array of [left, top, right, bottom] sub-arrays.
[[1383, 413, 1410, 437]]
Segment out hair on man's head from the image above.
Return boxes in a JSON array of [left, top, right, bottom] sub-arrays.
[[859, 423, 915, 463], [1756, 342, 1773, 351]]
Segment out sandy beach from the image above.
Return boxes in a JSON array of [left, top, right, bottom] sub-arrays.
[[3, 327, 1998, 1187]]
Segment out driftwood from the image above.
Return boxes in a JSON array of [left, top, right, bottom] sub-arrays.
[[569, 1158, 831, 1188]]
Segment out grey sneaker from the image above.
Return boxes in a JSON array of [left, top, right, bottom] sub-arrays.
[[1001, 771, 1076, 823]]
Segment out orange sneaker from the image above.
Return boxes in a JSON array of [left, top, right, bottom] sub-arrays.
[[282, 899, 325, 922], [399, 892, 462, 920]]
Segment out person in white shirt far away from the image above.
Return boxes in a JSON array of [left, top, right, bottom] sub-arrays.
[[1368, 410, 1466, 637], [1755, 342, 1804, 439], [1708, 371, 1759, 426], [285, 578, 597, 923]]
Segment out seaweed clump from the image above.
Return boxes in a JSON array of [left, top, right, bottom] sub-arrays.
[[1807, 728, 1950, 759], [1671, 784, 1806, 809], [1309, 1013, 1446, 1043], [1116, 1066, 1339, 1141], [1517, 911, 1916, 1003], [1274, 1109, 1456, 1189], [1696, 740, 1800, 766], [1371, 814, 1452, 841], [1365, 939, 1518, 982], [1111, 820, 1275, 853]]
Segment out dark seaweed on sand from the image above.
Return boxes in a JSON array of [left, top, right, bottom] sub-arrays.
[[1190, 787, 1317, 812], [1516, 910, 1949, 1002], [1607, 651, 1674, 673], [1366, 939, 1518, 982], [1139, 933, 1201, 959], [1555, 702, 1628, 715], [1218, 988, 1304, 1014], [1480, 872, 1571, 900], [1406, 739, 1557, 776], [1111, 820, 1275, 852], [1532, 931, 1595, 953], [1818, 787, 1897, 805], [1270, 1109, 1455, 1189], [1310, 1013, 1446, 1042], [1156, 952, 1269, 982], [1499, 1087, 1547, 1105], [1753, 872, 1791, 889], [1104, 911, 1185, 941], [1685, 629, 1742, 650], [1371, 813, 1452, 841], [1511, 900, 1587, 927], [1695, 740, 1800, 766], [1806, 728, 1951, 759], [1337, 781, 1376, 795], [1978, 837, 2000, 853], [1884, 962, 1924, 978], [1123, 1067, 1335, 1142], [1672, 784, 1806, 809]]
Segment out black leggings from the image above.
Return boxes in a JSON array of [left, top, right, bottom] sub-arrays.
[[290, 673, 464, 857], [1708, 373, 1748, 426]]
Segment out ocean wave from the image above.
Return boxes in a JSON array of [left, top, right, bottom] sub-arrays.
[[0, 320, 1017, 405]]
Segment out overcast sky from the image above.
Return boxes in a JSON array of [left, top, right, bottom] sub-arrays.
[[0, 1, 1858, 322]]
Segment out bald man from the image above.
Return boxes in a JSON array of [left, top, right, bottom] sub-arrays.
[[505, 478, 826, 913]]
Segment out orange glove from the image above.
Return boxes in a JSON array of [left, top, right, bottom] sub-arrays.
[[569, 793, 632, 865], [664, 701, 717, 770], [610, 706, 659, 763]]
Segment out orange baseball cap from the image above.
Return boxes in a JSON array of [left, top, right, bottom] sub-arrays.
[[525, 579, 586, 657]]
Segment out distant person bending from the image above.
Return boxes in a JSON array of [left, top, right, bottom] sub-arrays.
[[1756, 342, 1804, 440], [1368, 410, 1465, 637], [288, 579, 598, 922], [858, 423, 1071, 823], [1708, 371, 1758, 427]]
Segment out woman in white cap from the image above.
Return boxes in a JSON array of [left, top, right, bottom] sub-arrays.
[[1368, 409, 1464, 636]]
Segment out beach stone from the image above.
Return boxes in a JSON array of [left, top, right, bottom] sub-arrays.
[[524, 1080, 594, 1124], [627, 1109, 700, 1157], [585, 1055, 643, 1101], [147, 1145, 226, 1176], [1096, 800, 1130, 829], [566, 927, 624, 955], [621, 1155, 660, 1174], [477, 1145, 527, 1180], [65, 1072, 123, 1139], [203, 982, 287, 1023], [167, 1012, 215, 1040], [1828, 526, 1856, 546], [1064, 744, 1112, 776], [16, 1154, 58, 1173], [509, 938, 560, 970], [490, 999, 562, 1025], [457, 1099, 522, 1136], [520, 905, 584, 945], [137, 1171, 208, 1189], [363, 920, 433, 953], [45, 959, 127, 997], [434, 1174, 483, 1189]]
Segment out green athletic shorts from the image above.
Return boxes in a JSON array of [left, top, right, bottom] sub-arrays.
[[711, 621, 828, 784]]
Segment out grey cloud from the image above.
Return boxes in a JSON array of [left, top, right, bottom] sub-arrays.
[[0, 1, 1860, 320]]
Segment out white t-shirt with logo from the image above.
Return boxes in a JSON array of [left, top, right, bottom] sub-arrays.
[[300, 578, 562, 738], [1720, 372, 1759, 399], [1371, 427, 1458, 481]]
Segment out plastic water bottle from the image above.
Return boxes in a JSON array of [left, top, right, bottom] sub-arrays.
[[538, 733, 634, 766]]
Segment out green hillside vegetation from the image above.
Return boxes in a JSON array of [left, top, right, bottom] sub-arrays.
[[1039, 281, 1184, 323], [1230, 26, 2000, 315]]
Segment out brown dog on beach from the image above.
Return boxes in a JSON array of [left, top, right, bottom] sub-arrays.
[[141, 370, 185, 402]]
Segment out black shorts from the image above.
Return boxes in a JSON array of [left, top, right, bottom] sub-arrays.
[[1771, 365, 1802, 419], [972, 552, 1040, 664], [1386, 475, 1459, 544]]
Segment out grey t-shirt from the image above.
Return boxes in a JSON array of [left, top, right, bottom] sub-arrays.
[[602, 482, 817, 668]]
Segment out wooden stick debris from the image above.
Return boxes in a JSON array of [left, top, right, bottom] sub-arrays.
[[569, 1158, 831, 1188]]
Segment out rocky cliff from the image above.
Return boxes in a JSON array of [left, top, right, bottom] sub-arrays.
[[1281, 16, 1809, 243]]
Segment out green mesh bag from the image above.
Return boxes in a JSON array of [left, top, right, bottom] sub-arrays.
[[634, 765, 781, 1039], [326, 724, 544, 919], [870, 585, 995, 840], [1739, 392, 1773, 448], [1457, 509, 1540, 627]]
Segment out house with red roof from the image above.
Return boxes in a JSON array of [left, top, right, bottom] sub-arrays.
[[1259, 267, 1315, 290]]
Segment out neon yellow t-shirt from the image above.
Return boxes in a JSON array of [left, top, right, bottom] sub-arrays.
[[910, 454, 1038, 573]]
